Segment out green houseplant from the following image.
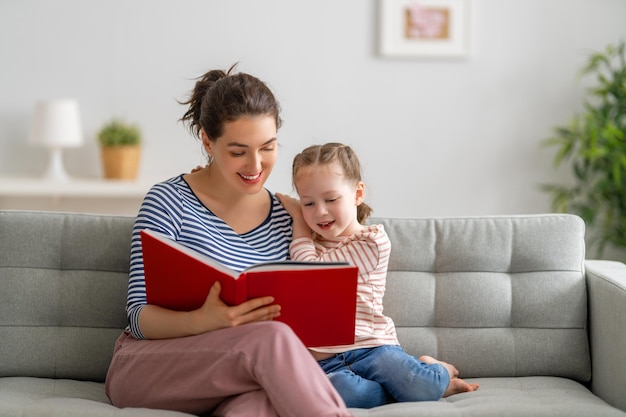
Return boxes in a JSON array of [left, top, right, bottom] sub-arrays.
[[543, 40, 626, 255], [97, 119, 142, 180]]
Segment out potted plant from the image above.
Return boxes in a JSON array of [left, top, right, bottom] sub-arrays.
[[97, 119, 142, 180], [543, 39, 626, 256]]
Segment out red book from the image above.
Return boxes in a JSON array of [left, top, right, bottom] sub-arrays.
[[140, 229, 358, 347]]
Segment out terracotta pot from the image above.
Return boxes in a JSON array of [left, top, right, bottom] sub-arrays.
[[100, 145, 141, 180]]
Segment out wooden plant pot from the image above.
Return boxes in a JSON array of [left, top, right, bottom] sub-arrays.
[[100, 145, 141, 180]]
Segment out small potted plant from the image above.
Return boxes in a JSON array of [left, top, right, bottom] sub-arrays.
[[97, 119, 142, 180]]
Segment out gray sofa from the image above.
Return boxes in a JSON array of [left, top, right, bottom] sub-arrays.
[[1, 210, 625, 417]]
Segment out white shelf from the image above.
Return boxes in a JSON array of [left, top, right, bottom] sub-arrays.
[[0, 177, 157, 198]]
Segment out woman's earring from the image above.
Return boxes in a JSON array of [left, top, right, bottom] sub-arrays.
[[201, 130, 214, 165]]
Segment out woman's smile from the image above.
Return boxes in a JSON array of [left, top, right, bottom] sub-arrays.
[[239, 171, 263, 183]]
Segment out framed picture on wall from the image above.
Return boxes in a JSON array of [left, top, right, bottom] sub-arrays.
[[379, 0, 470, 58]]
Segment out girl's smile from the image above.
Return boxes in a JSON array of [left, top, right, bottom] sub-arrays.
[[317, 220, 335, 230]]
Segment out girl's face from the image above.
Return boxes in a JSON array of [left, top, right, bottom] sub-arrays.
[[295, 161, 365, 239], [203, 115, 278, 195]]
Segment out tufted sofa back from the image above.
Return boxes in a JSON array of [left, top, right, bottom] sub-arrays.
[[0, 211, 590, 383], [371, 214, 590, 381], [0, 211, 133, 382]]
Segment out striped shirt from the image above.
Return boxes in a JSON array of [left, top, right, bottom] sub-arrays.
[[126, 174, 292, 339], [289, 224, 399, 353]]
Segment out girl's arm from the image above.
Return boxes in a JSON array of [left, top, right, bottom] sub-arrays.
[[291, 227, 388, 286]]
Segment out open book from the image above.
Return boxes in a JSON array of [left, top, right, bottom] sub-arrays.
[[140, 229, 358, 347]]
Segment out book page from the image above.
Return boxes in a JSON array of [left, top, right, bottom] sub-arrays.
[[246, 260, 350, 272], [142, 229, 240, 279]]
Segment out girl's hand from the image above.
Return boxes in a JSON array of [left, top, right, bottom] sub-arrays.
[[190, 281, 281, 334]]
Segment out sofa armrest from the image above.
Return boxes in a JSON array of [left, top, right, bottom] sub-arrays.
[[585, 259, 626, 412]]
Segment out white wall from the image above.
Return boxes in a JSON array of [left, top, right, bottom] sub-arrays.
[[1, 0, 625, 219]]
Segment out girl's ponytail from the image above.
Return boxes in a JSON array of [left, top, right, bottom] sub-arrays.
[[356, 202, 373, 225]]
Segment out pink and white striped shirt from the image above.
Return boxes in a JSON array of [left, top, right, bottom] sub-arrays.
[[289, 224, 399, 353]]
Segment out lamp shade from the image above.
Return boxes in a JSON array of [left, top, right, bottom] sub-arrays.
[[29, 99, 83, 148]]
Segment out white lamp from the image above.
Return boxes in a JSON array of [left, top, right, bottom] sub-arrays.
[[29, 99, 83, 181]]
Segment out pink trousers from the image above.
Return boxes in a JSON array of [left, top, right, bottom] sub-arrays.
[[105, 321, 352, 417]]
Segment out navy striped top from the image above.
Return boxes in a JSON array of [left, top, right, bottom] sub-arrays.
[[126, 174, 293, 339]]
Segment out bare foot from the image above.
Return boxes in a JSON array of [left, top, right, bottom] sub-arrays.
[[419, 355, 459, 379], [442, 377, 480, 397], [419, 355, 479, 397]]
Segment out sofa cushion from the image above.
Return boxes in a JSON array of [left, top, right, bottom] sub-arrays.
[[350, 377, 625, 417], [370, 215, 590, 381], [2, 376, 622, 417], [0, 377, 192, 416]]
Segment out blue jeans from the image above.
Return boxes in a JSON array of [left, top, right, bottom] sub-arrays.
[[317, 345, 450, 409]]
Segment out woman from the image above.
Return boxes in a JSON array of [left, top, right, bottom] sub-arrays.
[[105, 65, 352, 417]]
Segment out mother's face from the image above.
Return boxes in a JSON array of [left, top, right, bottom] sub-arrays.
[[202, 115, 278, 195]]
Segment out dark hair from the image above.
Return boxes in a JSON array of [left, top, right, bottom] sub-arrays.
[[292, 142, 373, 224], [179, 64, 282, 142]]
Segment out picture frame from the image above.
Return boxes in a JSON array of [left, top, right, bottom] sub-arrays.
[[379, 0, 471, 58]]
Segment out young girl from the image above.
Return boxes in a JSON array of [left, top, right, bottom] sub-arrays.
[[277, 143, 478, 409], [105, 68, 352, 417]]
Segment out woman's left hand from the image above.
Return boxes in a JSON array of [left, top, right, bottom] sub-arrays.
[[190, 165, 206, 173], [275, 193, 301, 217], [276, 192, 313, 239]]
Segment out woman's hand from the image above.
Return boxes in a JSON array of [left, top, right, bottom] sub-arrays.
[[275, 193, 301, 217], [189, 281, 282, 334], [138, 281, 281, 339], [276, 192, 313, 239]]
